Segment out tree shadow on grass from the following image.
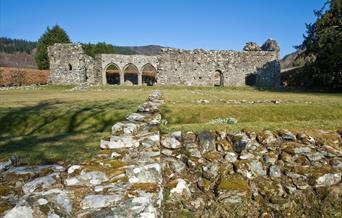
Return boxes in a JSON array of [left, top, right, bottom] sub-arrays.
[[0, 99, 139, 164]]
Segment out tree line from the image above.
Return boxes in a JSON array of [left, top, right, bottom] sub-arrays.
[[294, 0, 342, 90], [0, 37, 36, 54]]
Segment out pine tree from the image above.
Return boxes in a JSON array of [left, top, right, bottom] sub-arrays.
[[35, 25, 71, 69], [298, 0, 342, 89]]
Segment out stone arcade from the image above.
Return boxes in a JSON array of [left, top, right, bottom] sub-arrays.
[[48, 39, 280, 87]]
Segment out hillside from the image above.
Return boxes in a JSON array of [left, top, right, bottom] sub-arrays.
[[0, 37, 165, 68], [280, 49, 306, 70], [126, 45, 165, 56]]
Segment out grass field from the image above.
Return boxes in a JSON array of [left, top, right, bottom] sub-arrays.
[[0, 85, 341, 165]]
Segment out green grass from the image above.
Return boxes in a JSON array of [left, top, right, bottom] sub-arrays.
[[0, 85, 341, 164]]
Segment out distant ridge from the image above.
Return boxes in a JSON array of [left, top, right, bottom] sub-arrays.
[[0, 37, 166, 68]]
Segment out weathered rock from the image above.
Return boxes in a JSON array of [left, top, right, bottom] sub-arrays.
[[216, 174, 250, 204], [250, 160, 267, 176], [126, 113, 146, 122], [243, 42, 261, 51], [202, 163, 219, 180], [170, 179, 191, 198], [161, 135, 181, 149], [269, 165, 281, 177], [168, 158, 186, 174], [315, 173, 341, 187], [258, 130, 277, 144], [224, 152, 238, 163], [197, 131, 216, 152], [112, 122, 139, 135], [100, 135, 140, 149], [65, 171, 108, 186], [278, 129, 296, 141], [22, 173, 57, 194], [127, 163, 161, 184], [261, 39, 279, 51], [231, 132, 250, 153], [81, 195, 121, 210], [3, 205, 33, 218]]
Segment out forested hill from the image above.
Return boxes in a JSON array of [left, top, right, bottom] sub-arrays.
[[0, 37, 165, 68], [0, 37, 37, 54]]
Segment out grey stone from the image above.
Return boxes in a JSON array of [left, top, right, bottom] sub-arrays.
[[202, 163, 219, 179], [250, 160, 267, 176], [315, 173, 341, 187], [269, 165, 281, 177], [243, 42, 262, 51], [261, 39, 280, 51], [161, 136, 181, 149], [112, 122, 139, 135], [197, 131, 216, 152], [81, 195, 121, 210], [100, 135, 140, 149], [127, 163, 161, 184], [126, 113, 146, 122], [22, 173, 57, 194], [65, 171, 108, 186], [170, 179, 191, 198], [168, 158, 186, 174], [279, 129, 296, 141], [0, 159, 13, 171], [224, 152, 238, 163], [4, 205, 33, 218], [232, 132, 250, 153]]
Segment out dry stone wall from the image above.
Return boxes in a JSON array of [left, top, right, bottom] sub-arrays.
[[1, 91, 342, 217]]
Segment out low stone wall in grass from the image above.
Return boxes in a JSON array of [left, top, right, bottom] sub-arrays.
[[1, 91, 342, 217]]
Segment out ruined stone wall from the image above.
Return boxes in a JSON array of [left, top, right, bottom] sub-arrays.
[[48, 42, 280, 87], [157, 49, 280, 87], [96, 54, 158, 85], [48, 43, 96, 85]]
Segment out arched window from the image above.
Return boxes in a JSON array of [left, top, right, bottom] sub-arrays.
[[105, 63, 121, 85], [123, 63, 139, 85], [68, 64, 72, 71], [141, 63, 157, 86]]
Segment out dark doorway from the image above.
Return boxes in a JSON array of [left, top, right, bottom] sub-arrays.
[[214, 70, 224, 86]]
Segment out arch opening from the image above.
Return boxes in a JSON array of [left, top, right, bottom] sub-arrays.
[[105, 63, 120, 85], [142, 63, 157, 86], [214, 70, 224, 87], [123, 63, 139, 85], [68, 63, 72, 71]]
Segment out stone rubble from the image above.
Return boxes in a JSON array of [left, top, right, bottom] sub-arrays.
[[0, 91, 341, 217]]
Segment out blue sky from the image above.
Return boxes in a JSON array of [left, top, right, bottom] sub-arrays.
[[0, 0, 325, 57]]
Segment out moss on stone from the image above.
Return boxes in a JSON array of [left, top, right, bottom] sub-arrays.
[[128, 183, 159, 193], [203, 151, 223, 161], [216, 174, 250, 193], [0, 186, 11, 196]]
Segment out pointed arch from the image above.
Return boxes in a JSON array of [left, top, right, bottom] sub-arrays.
[[105, 63, 121, 85], [123, 63, 139, 85], [141, 63, 158, 86]]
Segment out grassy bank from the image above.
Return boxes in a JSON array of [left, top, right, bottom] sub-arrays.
[[0, 85, 341, 164]]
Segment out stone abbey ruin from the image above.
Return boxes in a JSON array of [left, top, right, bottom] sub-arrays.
[[48, 39, 281, 87]]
